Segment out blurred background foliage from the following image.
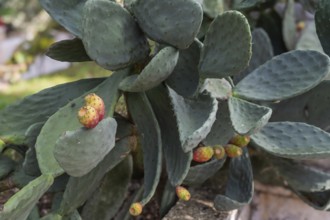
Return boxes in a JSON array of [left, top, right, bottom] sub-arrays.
[[0, 0, 111, 110]]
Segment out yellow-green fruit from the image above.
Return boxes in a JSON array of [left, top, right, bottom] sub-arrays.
[[176, 186, 191, 201], [84, 93, 105, 120], [0, 139, 5, 152], [129, 202, 143, 216], [229, 134, 250, 148], [224, 144, 243, 158], [213, 145, 225, 159], [193, 146, 214, 163], [77, 106, 100, 128]]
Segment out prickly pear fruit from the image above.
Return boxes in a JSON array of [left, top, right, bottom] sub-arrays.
[[77, 106, 100, 128], [213, 145, 225, 160], [176, 186, 191, 201], [193, 146, 214, 162], [225, 144, 243, 158], [129, 202, 143, 216], [229, 134, 250, 148], [84, 93, 105, 120]]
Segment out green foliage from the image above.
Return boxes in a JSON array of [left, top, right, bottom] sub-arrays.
[[1, 0, 330, 218]]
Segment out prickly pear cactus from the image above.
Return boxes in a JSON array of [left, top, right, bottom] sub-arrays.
[[1, 0, 330, 219]]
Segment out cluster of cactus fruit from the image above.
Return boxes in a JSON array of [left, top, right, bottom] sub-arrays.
[[1, 0, 330, 219], [78, 93, 105, 128], [193, 134, 250, 162]]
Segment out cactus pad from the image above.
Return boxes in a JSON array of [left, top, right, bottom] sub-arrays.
[[46, 38, 91, 62], [166, 40, 202, 97], [234, 28, 273, 83], [82, 0, 149, 70], [168, 87, 218, 152], [131, 0, 203, 49], [54, 118, 117, 177], [147, 86, 192, 186], [59, 136, 132, 215], [228, 97, 272, 135], [234, 50, 330, 101], [251, 122, 330, 159], [119, 47, 179, 92], [184, 158, 226, 186], [203, 101, 235, 146], [81, 157, 133, 220], [214, 149, 253, 211], [199, 11, 252, 78], [40, 0, 86, 37], [0, 174, 54, 220], [126, 92, 162, 205]]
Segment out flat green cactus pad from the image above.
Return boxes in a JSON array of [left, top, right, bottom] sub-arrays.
[[228, 97, 272, 135], [131, 0, 203, 49], [200, 78, 232, 100], [82, 0, 149, 71], [0, 78, 104, 145], [271, 81, 330, 130], [54, 118, 117, 177], [168, 87, 218, 153], [59, 136, 131, 215], [160, 180, 177, 218], [166, 40, 202, 97], [214, 148, 253, 211], [119, 47, 179, 92], [234, 50, 330, 101], [23, 122, 44, 176], [126, 92, 162, 205], [147, 86, 192, 186], [40, 0, 86, 38], [184, 158, 226, 186], [0, 174, 54, 220], [202, 0, 224, 18], [23, 148, 41, 177], [199, 11, 252, 78], [46, 38, 91, 62], [203, 101, 235, 146], [81, 157, 133, 220], [315, 0, 330, 56], [36, 71, 127, 177], [251, 122, 330, 159], [271, 158, 330, 192], [234, 28, 273, 83]]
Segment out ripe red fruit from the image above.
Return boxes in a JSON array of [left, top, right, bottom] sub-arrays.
[[193, 146, 214, 163], [84, 93, 105, 120], [77, 106, 100, 128]]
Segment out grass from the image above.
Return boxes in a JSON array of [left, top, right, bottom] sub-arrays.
[[0, 62, 111, 110]]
